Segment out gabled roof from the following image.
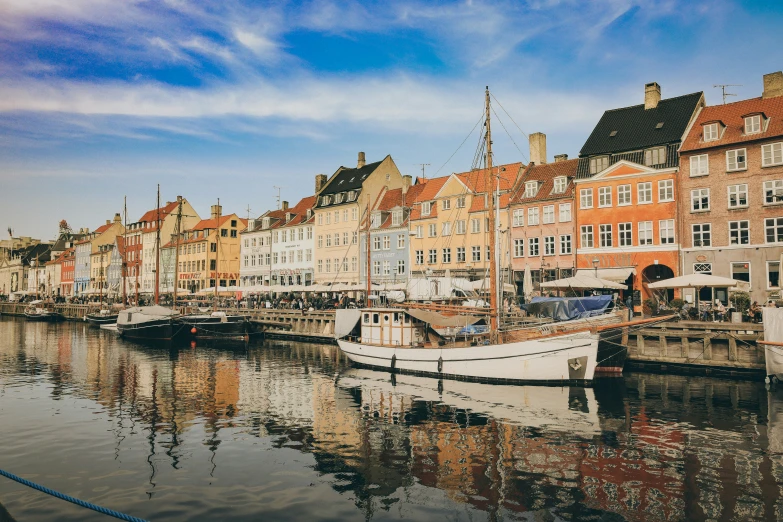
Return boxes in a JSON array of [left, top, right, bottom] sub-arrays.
[[278, 196, 317, 228], [510, 159, 578, 204], [681, 95, 783, 152], [114, 236, 126, 256], [455, 162, 521, 194], [468, 193, 512, 212], [409, 176, 449, 220], [189, 214, 246, 232], [136, 200, 180, 223], [319, 158, 386, 196], [579, 92, 704, 156]]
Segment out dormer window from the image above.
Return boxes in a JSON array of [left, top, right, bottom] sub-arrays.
[[524, 181, 538, 198], [391, 210, 403, 227], [306, 209, 313, 219], [704, 123, 719, 142], [262, 217, 270, 229], [745, 115, 761, 134], [589, 156, 609, 175], [334, 193, 344, 204], [422, 201, 432, 216], [552, 176, 566, 194], [371, 213, 381, 228], [644, 146, 666, 167], [347, 190, 357, 201], [286, 213, 292, 222]]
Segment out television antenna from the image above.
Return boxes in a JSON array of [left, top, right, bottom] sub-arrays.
[[273, 186, 281, 209], [714, 84, 742, 104], [245, 204, 252, 221], [415, 163, 431, 179]]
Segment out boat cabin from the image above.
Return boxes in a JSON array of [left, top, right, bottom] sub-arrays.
[[361, 309, 426, 347]]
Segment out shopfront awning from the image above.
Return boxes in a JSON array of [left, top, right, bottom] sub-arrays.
[[576, 267, 636, 283]]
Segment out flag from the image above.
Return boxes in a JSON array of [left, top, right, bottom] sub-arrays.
[[7, 227, 12, 238]]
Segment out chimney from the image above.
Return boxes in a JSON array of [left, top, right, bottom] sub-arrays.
[[529, 132, 547, 165], [282, 200, 289, 211], [177, 195, 182, 202], [763, 71, 783, 99], [645, 82, 661, 110], [554, 154, 569, 163], [357, 151, 366, 168], [114, 213, 121, 223], [210, 204, 222, 220], [105, 220, 111, 225], [315, 174, 327, 193], [401, 175, 412, 195]]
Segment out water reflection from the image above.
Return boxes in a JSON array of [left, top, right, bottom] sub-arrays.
[[1, 317, 782, 521]]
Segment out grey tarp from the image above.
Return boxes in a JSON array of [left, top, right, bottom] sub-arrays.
[[406, 309, 482, 327]]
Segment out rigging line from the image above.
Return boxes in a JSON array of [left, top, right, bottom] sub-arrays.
[[434, 110, 485, 177], [490, 105, 528, 162]]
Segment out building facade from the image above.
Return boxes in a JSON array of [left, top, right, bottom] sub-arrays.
[[314, 153, 404, 285], [106, 237, 125, 299], [60, 248, 75, 297], [679, 71, 783, 305], [269, 196, 316, 287], [575, 83, 704, 310], [240, 207, 285, 288]]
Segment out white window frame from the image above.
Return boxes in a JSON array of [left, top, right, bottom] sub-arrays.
[[513, 209, 524, 227], [727, 184, 748, 209], [764, 180, 783, 205], [528, 207, 540, 226], [691, 188, 710, 212], [528, 237, 539, 257], [692, 223, 712, 247], [638, 221, 653, 245], [471, 219, 481, 234], [658, 179, 674, 202], [729, 220, 749, 245], [422, 201, 432, 216], [524, 181, 538, 198], [455, 220, 466, 235], [762, 143, 783, 167], [617, 184, 631, 206], [559, 235, 572, 255], [637, 182, 653, 204], [580, 225, 594, 249], [767, 261, 781, 290], [542, 205, 555, 224], [558, 203, 571, 222], [580, 188, 593, 209], [442, 199, 451, 210], [442, 221, 451, 236], [726, 149, 747, 172], [553, 176, 566, 194], [690, 154, 709, 177], [599, 224, 612, 248], [659, 219, 675, 244], [703, 123, 719, 142], [598, 186, 612, 208], [765, 217, 783, 244], [513, 239, 524, 258], [619, 222, 633, 247], [428, 223, 437, 237], [745, 115, 761, 135], [544, 236, 555, 256]]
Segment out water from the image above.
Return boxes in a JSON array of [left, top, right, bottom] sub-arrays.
[[1, 318, 782, 521]]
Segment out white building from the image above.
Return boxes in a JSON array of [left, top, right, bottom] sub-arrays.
[[270, 196, 316, 287]]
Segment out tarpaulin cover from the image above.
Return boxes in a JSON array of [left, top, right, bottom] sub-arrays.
[[521, 295, 613, 321]]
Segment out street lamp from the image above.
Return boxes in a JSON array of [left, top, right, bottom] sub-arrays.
[[592, 257, 600, 278]]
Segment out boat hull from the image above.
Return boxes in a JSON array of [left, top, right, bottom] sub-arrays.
[[24, 312, 63, 322], [86, 314, 119, 326], [337, 333, 599, 385], [594, 334, 628, 374], [117, 319, 184, 342], [177, 315, 251, 339]]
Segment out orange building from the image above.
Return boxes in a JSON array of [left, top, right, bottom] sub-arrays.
[[574, 82, 704, 311]]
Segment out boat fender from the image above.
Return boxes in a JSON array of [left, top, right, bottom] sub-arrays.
[[191, 327, 197, 334], [437, 356, 443, 373], [390, 354, 397, 371]]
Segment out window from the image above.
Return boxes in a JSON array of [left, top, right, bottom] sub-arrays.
[[765, 180, 783, 204], [524, 181, 538, 197], [726, 149, 747, 171], [704, 123, 719, 142], [553, 176, 566, 194], [334, 210, 340, 223], [372, 237, 380, 250], [690, 154, 709, 177], [769, 262, 780, 289], [542, 205, 555, 224], [763, 143, 783, 167], [334, 233, 340, 246], [370, 213, 380, 228], [456, 247, 466, 262], [646, 147, 668, 167], [599, 224, 612, 247], [766, 218, 783, 243], [472, 246, 481, 262], [513, 209, 524, 227], [658, 179, 674, 202], [343, 232, 348, 245], [415, 250, 424, 264], [559, 203, 571, 222], [513, 239, 524, 257], [383, 261, 391, 276], [528, 238, 540, 257], [617, 184, 631, 206], [638, 182, 652, 204], [528, 207, 539, 225], [352, 231, 358, 244], [391, 211, 402, 227], [728, 184, 748, 208], [372, 261, 381, 276], [691, 188, 710, 212], [456, 196, 466, 208], [598, 187, 612, 207], [442, 222, 452, 236], [422, 202, 432, 216], [455, 220, 466, 234], [343, 210, 348, 222], [221, 229, 228, 237], [619, 222, 632, 246], [639, 221, 653, 245], [415, 225, 423, 238], [442, 248, 451, 263], [560, 235, 572, 254], [397, 235, 405, 249], [428, 223, 437, 237], [544, 236, 555, 256], [471, 219, 481, 233], [580, 225, 594, 248], [580, 188, 593, 209], [442, 199, 451, 210], [730, 262, 751, 285], [729, 220, 749, 245], [589, 156, 609, 174], [428, 249, 437, 264], [317, 260, 322, 273], [745, 115, 761, 134], [692, 224, 711, 247], [382, 236, 390, 250], [325, 213, 331, 225], [352, 208, 358, 220], [397, 260, 405, 275]]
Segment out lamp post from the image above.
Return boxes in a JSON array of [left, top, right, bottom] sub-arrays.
[[592, 257, 600, 278]]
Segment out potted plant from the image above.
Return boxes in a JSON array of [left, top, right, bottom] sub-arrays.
[[730, 291, 750, 321]]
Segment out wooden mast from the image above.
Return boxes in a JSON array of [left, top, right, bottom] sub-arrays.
[[485, 86, 499, 337], [154, 184, 161, 305], [172, 198, 183, 309], [122, 196, 127, 307], [214, 198, 220, 311], [365, 200, 371, 307]]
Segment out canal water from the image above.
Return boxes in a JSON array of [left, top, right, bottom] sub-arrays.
[[1, 318, 782, 521]]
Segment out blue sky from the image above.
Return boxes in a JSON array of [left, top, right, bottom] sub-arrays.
[[2, 0, 782, 238]]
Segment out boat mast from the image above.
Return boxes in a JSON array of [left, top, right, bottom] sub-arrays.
[[122, 196, 127, 307], [154, 184, 161, 306], [99, 248, 104, 308], [485, 86, 499, 336], [214, 198, 220, 311], [172, 198, 183, 309], [365, 201, 371, 307]]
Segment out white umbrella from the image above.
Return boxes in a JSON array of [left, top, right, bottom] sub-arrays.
[[540, 274, 626, 290], [647, 274, 744, 289], [523, 265, 533, 301]]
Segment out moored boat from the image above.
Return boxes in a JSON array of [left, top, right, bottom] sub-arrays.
[[177, 311, 251, 340], [116, 305, 185, 342], [761, 307, 783, 383], [86, 308, 119, 326], [23, 301, 64, 322]]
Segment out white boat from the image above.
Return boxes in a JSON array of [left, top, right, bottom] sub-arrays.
[[335, 308, 599, 384], [761, 307, 783, 382]]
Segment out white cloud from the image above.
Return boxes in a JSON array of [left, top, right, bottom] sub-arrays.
[[233, 29, 282, 61]]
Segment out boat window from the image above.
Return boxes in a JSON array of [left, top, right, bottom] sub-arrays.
[[127, 313, 132, 321], [393, 312, 400, 324], [363, 313, 370, 324], [404, 314, 410, 324], [383, 315, 389, 323], [373, 313, 379, 324]]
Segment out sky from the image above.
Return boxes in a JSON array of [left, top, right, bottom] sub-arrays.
[[2, 0, 782, 239]]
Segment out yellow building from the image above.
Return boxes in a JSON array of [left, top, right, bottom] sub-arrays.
[[82, 214, 125, 294], [166, 205, 247, 292], [313, 152, 405, 284], [89, 243, 113, 296], [408, 163, 522, 279]]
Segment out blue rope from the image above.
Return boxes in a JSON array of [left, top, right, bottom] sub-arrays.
[[0, 468, 148, 522]]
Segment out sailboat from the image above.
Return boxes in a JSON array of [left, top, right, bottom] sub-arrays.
[[335, 87, 664, 384], [117, 186, 186, 342], [86, 245, 118, 326]]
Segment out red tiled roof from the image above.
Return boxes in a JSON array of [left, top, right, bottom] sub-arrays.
[[509, 158, 578, 204], [409, 176, 449, 220], [681, 95, 783, 152], [92, 222, 114, 235], [455, 162, 522, 193], [278, 196, 317, 228], [137, 200, 180, 223], [190, 214, 247, 232], [468, 193, 512, 212]]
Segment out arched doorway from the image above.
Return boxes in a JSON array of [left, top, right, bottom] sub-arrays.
[[642, 264, 675, 302]]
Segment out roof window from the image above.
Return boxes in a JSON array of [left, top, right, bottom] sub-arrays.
[[655, 122, 664, 129], [745, 114, 762, 135], [609, 130, 618, 137]]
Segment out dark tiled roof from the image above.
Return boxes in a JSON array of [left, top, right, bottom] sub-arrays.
[[681, 95, 783, 152], [579, 92, 704, 157], [318, 159, 385, 196], [575, 144, 679, 179]]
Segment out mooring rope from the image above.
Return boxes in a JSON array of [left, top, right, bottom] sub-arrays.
[[0, 468, 148, 522]]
